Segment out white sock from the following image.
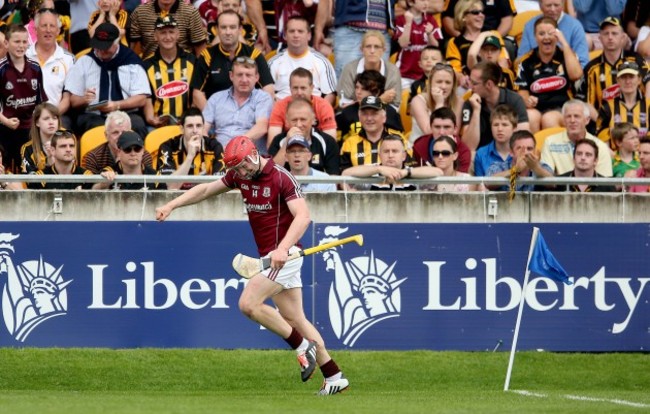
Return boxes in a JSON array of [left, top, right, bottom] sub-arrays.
[[326, 372, 342, 382], [296, 339, 309, 353]]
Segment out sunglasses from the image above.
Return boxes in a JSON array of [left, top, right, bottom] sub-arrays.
[[53, 130, 74, 138], [467, 9, 485, 15], [235, 56, 256, 64], [432, 150, 454, 157], [122, 146, 143, 154], [36, 7, 57, 14]]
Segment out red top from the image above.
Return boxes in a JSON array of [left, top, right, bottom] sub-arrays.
[[222, 158, 304, 255]]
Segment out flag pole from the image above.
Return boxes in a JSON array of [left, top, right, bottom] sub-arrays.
[[504, 226, 540, 391]]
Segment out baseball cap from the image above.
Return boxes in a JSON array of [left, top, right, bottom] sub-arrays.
[[90, 23, 120, 50], [617, 61, 640, 77], [155, 15, 178, 30], [117, 131, 144, 150], [481, 35, 501, 49], [286, 135, 311, 150], [360, 96, 384, 110], [600, 16, 622, 30]]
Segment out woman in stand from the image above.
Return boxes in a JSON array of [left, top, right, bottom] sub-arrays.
[[428, 135, 478, 192]]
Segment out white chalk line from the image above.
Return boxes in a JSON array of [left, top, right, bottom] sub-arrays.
[[510, 390, 650, 408]]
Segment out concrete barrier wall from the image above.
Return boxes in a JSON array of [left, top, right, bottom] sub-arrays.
[[1, 191, 648, 222]]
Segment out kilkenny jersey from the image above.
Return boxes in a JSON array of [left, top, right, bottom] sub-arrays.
[[515, 48, 573, 112], [144, 49, 197, 119], [577, 52, 650, 111], [20, 141, 46, 174], [596, 92, 650, 147], [446, 35, 473, 75], [340, 129, 413, 171], [28, 164, 93, 190], [191, 43, 273, 99], [222, 158, 302, 256], [156, 134, 224, 183]]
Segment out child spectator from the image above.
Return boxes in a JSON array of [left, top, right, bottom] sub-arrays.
[[20, 102, 61, 174], [394, 0, 442, 90], [88, 0, 128, 46], [474, 104, 517, 177], [611, 122, 641, 178], [408, 46, 442, 105]]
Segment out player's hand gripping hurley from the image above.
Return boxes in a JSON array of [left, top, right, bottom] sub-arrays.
[[232, 234, 364, 279]]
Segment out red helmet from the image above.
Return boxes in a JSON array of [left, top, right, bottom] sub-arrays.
[[223, 136, 256, 169]]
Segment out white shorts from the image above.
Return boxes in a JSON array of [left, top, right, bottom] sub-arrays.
[[260, 246, 303, 290]]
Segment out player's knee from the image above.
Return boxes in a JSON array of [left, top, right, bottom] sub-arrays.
[[238, 296, 255, 319]]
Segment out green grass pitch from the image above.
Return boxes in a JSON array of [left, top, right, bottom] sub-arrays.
[[0, 349, 647, 413]]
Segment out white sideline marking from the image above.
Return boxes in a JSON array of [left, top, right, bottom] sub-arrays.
[[564, 394, 650, 409], [512, 390, 650, 409], [511, 390, 547, 398]]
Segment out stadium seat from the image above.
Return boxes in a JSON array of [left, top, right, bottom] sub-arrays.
[[145, 125, 182, 168], [508, 10, 542, 46], [534, 127, 565, 151], [400, 89, 412, 134], [79, 126, 106, 161]]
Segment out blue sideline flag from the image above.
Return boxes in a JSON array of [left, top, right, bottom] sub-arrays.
[[529, 231, 572, 285]]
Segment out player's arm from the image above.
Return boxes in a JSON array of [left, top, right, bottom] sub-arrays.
[[156, 179, 230, 220], [270, 197, 311, 268]]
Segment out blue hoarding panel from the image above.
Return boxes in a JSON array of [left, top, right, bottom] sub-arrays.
[[0, 222, 647, 351]]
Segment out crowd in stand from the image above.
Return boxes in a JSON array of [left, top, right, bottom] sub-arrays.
[[1, 0, 650, 193]]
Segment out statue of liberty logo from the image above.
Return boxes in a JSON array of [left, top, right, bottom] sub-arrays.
[[0, 233, 72, 342], [320, 226, 406, 347]]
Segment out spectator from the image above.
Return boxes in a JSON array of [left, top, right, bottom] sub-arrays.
[[462, 61, 529, 150], [65, 23, 150, 139], [143, 16, 197, 129], [486, 130, 554, 192], [20, 103, 60, 174], [517, 0, 589, 68], [128, 0, 207, 58], [285, 135, 337, 192], [625, 137, 650, 192], [446, 0, 506, 90], [611, 122, 640, 178], [28, 130, 93, 190], [156, 108, 224, 190], [202, 57, 274, 152], [442, 0, 516, 40], [466, 33, 517, 89], [314, 0, 394, 79], [515, 17, 582, 133], [557, 138, 617, 192], [393, 0, 442, 90], [93, 130, 166, 190], [204, 0, 257, 47], [25, 7, 74, 125], [0, 143, 23, 190], [268, 17, 336, 105], [474, 104, 518, 177], [243, 0, 277, 53], [273, 0, 318, 50], [597, 61, 650, 146], [340, 96, 412, 171], [82, 111, 154, 174], [336, 30, 402, 109], [622, 0, 648, 41], [412, 106, 471, 172], [88, 0, 128, 45], [69, 0, 96, 53], [408, 46, 443, 104], [336, 70, 404, 143], [541, 99, 613, 177], [267, 68, 337, 145], [191, 11, 274, 110], [578, 17, 650, 117], [429, 136, 479, 192], [268, 97, 339, 175], [571, 0, 626, 51], [0, 24, 47, 173], [342, 134, 441, 191], [410, 62, 463, 143]]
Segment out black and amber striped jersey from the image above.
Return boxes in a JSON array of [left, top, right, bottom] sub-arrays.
[[446, 35, 473, 75], [28, 164, 93, 190], [143, 49, 196, 119], [577, 51, 650, 112], [156, 134, 224, 188], [515, 48, 574, 112], [597, 92, 650, 148], [190, 42, 274, 99], [339, 129, 413, 172], [20, 141, 46, 174]]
